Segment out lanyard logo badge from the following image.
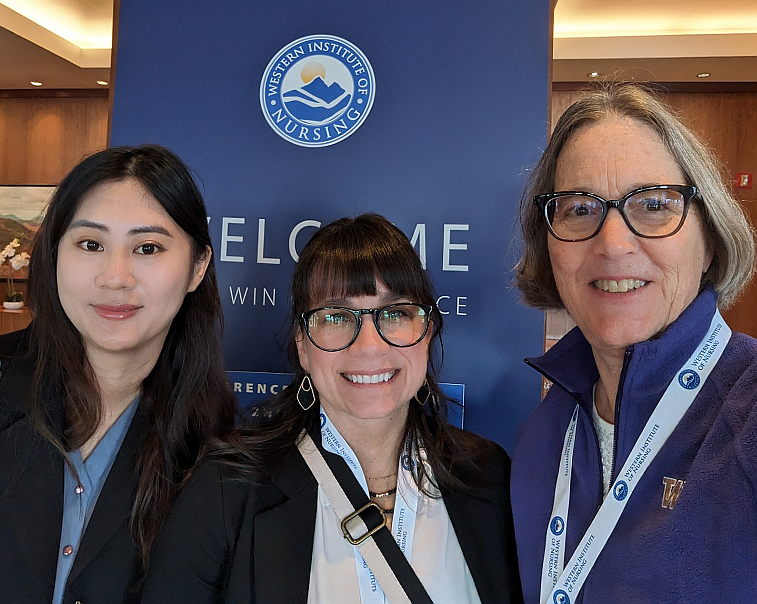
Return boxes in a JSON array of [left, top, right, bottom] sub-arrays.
[[677, 369, 700, 389], [260, 35, 375, 147], [612, 480, 629, 501], [553, 589, 570, 604], [550, 516, 565, 536], [401, 454, 413, 472], [319, 412, 327, 428]]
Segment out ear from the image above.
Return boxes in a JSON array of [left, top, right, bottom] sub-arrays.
[[295, 328, 310, 373], [702, 239, 715, 276], [187, 245, 212, 293]]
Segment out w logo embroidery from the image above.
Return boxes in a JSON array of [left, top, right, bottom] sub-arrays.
[[661, 477, 686, 509]]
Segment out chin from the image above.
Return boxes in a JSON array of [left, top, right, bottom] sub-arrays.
[[589, 321, 661, 351]]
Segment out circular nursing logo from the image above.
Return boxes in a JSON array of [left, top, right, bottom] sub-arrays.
[[678, 369, 700, 390], [553, 590, 570, 604], [550, 516, 565, 536], [319, 413, 327, 428], [260, 35, 376, 147], [401, 454, 413, 471], [613, 480, 629, 501]]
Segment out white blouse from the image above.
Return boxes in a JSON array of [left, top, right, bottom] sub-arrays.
[[592, 392, 615, 498], [307, 480, 481, 603]]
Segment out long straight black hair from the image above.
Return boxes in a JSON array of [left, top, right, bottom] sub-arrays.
[[27, 144, 237, 563]]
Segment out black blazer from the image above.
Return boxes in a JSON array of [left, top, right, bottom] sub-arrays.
[[142, 430, 523, 604], [0, 328, 145, 604]]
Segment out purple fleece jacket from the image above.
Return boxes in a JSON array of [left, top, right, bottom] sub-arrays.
[[511, 286, 757, 604]]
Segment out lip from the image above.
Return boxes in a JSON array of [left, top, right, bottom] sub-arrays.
[[92, 304, 141, 320]]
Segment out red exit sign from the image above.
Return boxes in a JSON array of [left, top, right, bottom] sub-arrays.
[[735, 173, 752, 189]]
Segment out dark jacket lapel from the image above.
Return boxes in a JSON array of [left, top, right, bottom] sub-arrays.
[[0, 327, 65, 602], [65, 404, 145, 585], [251, 448, 318, 604], [445, 488, 503, 602], [0, 417, 64, 602], [444, 448, 522, 604]]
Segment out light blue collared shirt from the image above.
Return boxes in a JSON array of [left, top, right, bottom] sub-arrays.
[[52, 399, 139, 604]]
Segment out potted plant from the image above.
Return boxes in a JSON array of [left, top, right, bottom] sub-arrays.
[[2, 238, 30, 310]]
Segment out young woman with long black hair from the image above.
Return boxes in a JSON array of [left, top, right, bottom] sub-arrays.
[[0, 145, 237, 604]]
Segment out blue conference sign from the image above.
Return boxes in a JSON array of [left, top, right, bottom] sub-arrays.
[[111, 1, 550, 451]]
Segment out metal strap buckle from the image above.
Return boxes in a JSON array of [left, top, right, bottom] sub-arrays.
[[340, 501, 387, 545]]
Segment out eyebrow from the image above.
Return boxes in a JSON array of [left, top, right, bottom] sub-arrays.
[[67, 220, 173, 237]]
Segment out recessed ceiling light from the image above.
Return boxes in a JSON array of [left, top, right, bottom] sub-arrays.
[[30, 81, 42, 86], [96, 80, 109, 86], [587, 72, 599, 78], [697, 72, 711, 78]]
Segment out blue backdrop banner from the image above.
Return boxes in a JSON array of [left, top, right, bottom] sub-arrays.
[[111, 0, 551, 451]]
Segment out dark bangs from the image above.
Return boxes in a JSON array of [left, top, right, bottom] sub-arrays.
[[293, 214, 435, 314]]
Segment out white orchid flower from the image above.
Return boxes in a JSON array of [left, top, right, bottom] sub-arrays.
[[10, 252, 30, 271]]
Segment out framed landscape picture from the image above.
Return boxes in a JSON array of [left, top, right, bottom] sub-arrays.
[[0, 185, 54, 280]]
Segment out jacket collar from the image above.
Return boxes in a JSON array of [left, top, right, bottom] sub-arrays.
[[66, 403, 145, 585], [526, 285, 719, 458], [251, 443, 318, 604], [0, 329, 145, 597]]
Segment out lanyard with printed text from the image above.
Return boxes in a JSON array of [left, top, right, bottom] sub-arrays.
[[540, 309, 731, 604], [320, 409, 419, 604]]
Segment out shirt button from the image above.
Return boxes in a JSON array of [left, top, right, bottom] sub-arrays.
[[75, 485, 84, 495], [63, 545, 73, 556]]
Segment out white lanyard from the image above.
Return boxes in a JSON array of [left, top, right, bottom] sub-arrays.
[[540, 309, 731, 604], [320, 409, 419, 604]]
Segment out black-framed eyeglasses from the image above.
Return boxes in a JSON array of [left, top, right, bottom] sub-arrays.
[[534, 184, 697, 242], [301, 303, 433, 352]]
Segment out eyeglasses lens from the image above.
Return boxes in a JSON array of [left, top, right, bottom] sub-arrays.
[[377, 304, 429, 346], [547, 195, 603, 240], [546, 188, 686, 240], [307, 309, 357, 351], [624, 189, 686, 236], [306, 304, 429, 350]]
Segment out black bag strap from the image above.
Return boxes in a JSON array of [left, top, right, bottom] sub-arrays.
[[297, 431, 434, 604]]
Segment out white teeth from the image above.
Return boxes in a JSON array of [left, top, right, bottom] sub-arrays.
[[593, 279, 647, 293], [344, 371, 396, 384]]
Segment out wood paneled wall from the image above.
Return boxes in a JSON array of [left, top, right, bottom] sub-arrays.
[[549, 87, 757, 338], [0, 93, 109, 185]]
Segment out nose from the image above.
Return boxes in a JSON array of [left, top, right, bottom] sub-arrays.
[[592, 208, 637, 258], [94, 250, 137, 290], [350, 314, 389, 354]]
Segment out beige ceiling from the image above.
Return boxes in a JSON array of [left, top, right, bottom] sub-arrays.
[[554, 0, 757, 82], [0, 0, 755, 89]]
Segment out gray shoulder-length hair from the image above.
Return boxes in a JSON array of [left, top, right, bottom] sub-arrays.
[[516, 83, 756, 310]]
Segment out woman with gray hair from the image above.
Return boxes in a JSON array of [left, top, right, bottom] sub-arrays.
[[511, 83, 757, 604]]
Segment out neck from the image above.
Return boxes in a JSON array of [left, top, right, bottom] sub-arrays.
[[592, 347, 626, 424], [87, 346, 158, 427], [327, 409, 408, 481]]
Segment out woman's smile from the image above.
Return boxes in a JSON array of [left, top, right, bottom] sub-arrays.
[[342, 370, 398, 384]]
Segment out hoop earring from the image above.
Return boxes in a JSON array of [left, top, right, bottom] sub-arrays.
[[297, 374, 317, 411], [413, 378, 436, 407]]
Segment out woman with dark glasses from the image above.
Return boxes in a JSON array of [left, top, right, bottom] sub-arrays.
[[142, 213, 522, 603], [512, 83, 757, 603]]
